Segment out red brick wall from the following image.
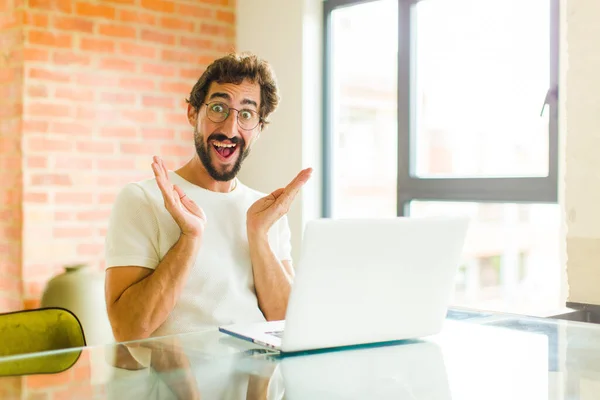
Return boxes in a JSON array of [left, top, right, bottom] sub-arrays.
[[0, 0, 25, 312], [0, 0, 236, 311]]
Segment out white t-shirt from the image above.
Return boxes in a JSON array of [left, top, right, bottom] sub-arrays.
[[105, 171, 293, 337]]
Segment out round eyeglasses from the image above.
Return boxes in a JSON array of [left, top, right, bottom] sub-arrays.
[[203, 101, 261, 131]]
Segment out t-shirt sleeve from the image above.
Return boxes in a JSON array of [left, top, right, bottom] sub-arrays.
[[275, 215, 293, 262], [105, 183, 161, 270]]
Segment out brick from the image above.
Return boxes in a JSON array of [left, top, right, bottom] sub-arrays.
[[141, 0, 175, 13], [28, 30, 72, 48], [27, 156, 48, 168], [74, 73, 119, 88], [119, 77, 155, 91], [23, 120, 49, 133], [52, 51, 91, 65], [23, 48, 50, 62], [164, 112, 190, 126], [216, 10, 234, 24], [77, 243, 104, 256], [100, 92, 136, 105], [99, 24, 137, 39], [0, 119, 22, 136], [0, 12, 19, 30], [160, 81, 192, 95], [54, 157, 93, 170], [104, 0, 136, 4], [55, 87, 95, 102], [120, 142, 156, 155], [98, 193, 117, 204], [141, 128, 176, 140], [49, 122, 90, 135], [26, 103, 72, 119], [99, 58, 137, 73], [27, 85, 48, 98], [161, 144, 190, 157], [121, 110, 157, 124], [76, 141, 115, 154], [31, 174, 71, 186], [75, 107, 116, 121], [80, 38, 115, 53], [25, 192, 49, 203], [142, 95, 174, 108], [23, 11, 49, 28], [141, 29, 175, 45], [0, 104, 21, 119], [28, 68, 71, 83], [200, 23, 234, 37], [27, 137, 73, 152], [97, 175, 134, 186], [28, 0, 73, 13], [54, 16, 95, 33], [180, 68, 203, 80], [197, 54, 217, 65], [162, 49, 200, 64], [0, 68, 18, 84], [160, 17, 195, 32], [97, 158, 136, 170], [118, 42, 156, 59], [175, 4, 213, 18], [180, 36, 213, 50], [118, 9, 156, 25], [0, 276, 20, 293], [54, 193, 94, 205], [0, 155, 21, 170], [199, 0, 229, 4], [141, 63, 176, 77], [54, 224, 95, 238], [214, 41, 235, 53], [54, 211, 73, 221], [76, 210, 110, 222], [75, 2, 115, 19], [99, 126, 138, 138]]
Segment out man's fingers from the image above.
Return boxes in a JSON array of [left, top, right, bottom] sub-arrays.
[[152, 162, 171, 200], [276, 168, 313, 209], [173, 185, 205, 220], [270, 188, 285, 199]]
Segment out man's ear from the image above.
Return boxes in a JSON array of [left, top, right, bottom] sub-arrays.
[[187, 103, 198, 127]]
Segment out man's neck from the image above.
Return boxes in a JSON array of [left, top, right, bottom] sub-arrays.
[[175, 158, 237, 193]]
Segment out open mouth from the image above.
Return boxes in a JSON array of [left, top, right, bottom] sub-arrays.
[[211, 140, 239, 161]]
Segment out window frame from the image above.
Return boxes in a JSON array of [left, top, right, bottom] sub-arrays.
[[322, 0, 560, 217]]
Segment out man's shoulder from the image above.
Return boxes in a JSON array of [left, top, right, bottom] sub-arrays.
[[114, 176, 161, 206]]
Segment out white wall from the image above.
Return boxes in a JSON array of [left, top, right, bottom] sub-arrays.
[[563, 0, 600, 305], [237, 0, 323, 263]]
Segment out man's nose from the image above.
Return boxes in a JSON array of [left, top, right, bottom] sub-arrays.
[[221, 111, 238, 137]]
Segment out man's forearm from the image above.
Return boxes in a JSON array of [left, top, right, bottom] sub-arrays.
[[248, 233, 292, 321], [111, 235, 201, 341]]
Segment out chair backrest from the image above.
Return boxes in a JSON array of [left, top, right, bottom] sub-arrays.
[[0, 307, 86, 376]]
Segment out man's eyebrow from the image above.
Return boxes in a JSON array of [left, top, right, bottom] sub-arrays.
[[241, 98, 258, 108], [208, 92, 258, 109], [208, 92, 231, 101]]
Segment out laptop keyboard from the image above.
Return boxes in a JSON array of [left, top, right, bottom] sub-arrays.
[[266, 330, 284, 338]]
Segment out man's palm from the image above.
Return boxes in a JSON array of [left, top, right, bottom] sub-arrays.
[[247, 169, 312, 235]]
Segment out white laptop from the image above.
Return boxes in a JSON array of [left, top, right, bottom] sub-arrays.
[[219, 216, 469, 353]]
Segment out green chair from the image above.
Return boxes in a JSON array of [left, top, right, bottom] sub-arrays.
[[0, 307, 86, 376]]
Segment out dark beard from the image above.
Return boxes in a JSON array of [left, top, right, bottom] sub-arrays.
[[194, 129, 250, 182]]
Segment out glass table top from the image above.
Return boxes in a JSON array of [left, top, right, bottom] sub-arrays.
[[0, 308, 597, 399]]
